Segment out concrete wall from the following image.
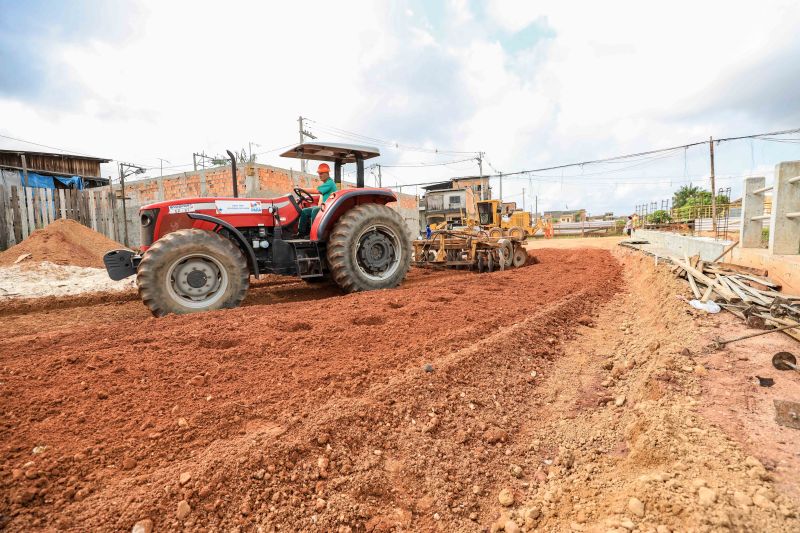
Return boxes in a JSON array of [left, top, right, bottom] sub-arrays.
[[635, 229, 734, 261]]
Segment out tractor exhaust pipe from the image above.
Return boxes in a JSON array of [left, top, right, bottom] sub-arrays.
[[226, 149, 239, 198]]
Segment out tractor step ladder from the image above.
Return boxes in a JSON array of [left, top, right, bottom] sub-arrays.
[[288, 240, 325, 278]]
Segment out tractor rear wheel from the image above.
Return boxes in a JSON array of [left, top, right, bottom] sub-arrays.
[[326, 204, 411, 292], [137, 229, 249, 317]]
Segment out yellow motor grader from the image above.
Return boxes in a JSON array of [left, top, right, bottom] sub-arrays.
[[473, 199, 553, 239]]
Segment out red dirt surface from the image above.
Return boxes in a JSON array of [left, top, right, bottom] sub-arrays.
[[0, 219, 123, 268], [0, 248, 621, 531]]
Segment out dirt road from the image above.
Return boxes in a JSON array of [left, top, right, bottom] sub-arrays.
[[1, 247, 798, 532]]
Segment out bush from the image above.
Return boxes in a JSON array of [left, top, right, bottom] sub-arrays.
[[647, 210, 671, 224]]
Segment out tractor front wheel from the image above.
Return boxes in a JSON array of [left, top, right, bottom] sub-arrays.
[[326, 204, 411, 292], [137, 229, 250, 317]]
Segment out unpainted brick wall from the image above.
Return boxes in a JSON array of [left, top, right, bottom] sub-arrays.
[[120, 163, 420, 239]]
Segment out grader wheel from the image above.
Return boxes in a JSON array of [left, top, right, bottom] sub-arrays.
[[497, 239, 513, 268], [488, 227, 503, 238], [507, 226, 525, 239], [512, 246, 527, 267]]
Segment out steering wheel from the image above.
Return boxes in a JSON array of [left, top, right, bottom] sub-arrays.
[[293, 187, 315, 205]]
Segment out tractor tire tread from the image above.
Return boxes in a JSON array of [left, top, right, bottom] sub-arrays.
[[326, 203, 411, 293], [137, 229, 249, 317]]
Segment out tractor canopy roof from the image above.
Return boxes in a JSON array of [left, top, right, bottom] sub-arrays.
[[280, 142, 380, 163]]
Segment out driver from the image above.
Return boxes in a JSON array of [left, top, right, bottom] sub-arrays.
[[297, 163, 337, 238]]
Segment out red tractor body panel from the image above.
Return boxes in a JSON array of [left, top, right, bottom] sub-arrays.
[[310, 188, 397, 241], [139, 189, 398, 250]]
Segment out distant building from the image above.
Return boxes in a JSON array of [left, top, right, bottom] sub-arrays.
[[419, 176, 491, 227], [587, 211, 617, 221], [544, 209, 586, 223], [0, 149, 111, 190]]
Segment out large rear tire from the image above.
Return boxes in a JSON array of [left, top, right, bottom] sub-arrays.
[[137, 229, 249, 317], [326, 204, 412, 292]]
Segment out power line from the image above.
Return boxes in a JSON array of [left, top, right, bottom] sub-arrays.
[[374, 157, 476, 168], [474, 126, 800, 179], [305, 119, 480, 156]]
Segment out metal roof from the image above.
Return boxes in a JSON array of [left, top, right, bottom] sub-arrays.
[[280, 142, 380, 163], [0, 148, 111, 162]]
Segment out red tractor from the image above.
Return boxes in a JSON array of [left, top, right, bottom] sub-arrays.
[[104, 142, 412, 316]]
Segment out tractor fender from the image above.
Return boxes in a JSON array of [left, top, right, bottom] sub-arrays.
[[311, 189, 397, 241], [187, 213, 260, 278]]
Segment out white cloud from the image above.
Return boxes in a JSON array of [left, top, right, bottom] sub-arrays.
[[1, 0, 799, 215]]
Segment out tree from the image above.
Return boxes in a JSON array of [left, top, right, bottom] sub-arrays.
[[211, 148, 256, 166], [647, 210, 671, 224], [672, 185, 702, 209]]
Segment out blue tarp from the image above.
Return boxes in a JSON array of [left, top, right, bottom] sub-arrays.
[[18, 172, 83, 190]]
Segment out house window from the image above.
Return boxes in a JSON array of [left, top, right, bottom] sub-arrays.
[[448, 195, 461, 207]]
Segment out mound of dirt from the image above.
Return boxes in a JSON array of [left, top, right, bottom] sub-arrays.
[[0, 219, 124, 269]]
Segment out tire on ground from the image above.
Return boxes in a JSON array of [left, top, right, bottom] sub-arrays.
[[512, 246, 527, 267], [507, 226, 525, 239], [498, 239, 513, 268], [326, 203, 412, 293], [137, 229, 250, 317]]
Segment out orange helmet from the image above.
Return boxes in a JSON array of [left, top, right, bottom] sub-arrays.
[[317, 163, 330, 174]]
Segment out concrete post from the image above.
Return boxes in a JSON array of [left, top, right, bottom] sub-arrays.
[[245, 163, 258, 198], [157, 177, 165, 201], [769, 160, 800, 255], [741, 176, 766, 249], [199, 169, 207, 196]]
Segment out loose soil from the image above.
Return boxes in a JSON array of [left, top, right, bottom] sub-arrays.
[[0, 219, 124, 269], [1, 247, 798, 532]]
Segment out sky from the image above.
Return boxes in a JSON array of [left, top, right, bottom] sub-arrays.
[[2, 0, 800, 215]]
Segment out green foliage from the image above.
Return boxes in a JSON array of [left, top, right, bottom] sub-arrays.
[[672, 185, 702, 209], [646, 209, 671, 224], [211, 148, 256, 166]]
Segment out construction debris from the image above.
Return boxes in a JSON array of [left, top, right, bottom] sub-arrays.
[[667, 254, 800, 343]]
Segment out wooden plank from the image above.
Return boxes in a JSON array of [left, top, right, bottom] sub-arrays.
[[684, 254, 701, 299], [23, 188, 34, 237], [71, 189, 79, 221], [729, 277, 773, 306], [672, 256, 736, 301], [44, 188, 52, 226], [79, 190, 86, 227], [63, 189, 72, 220], [31, 188, 40, 229], [10, 186, 23, 244], [81, 190, 89, 227], [54, 188, 62, 221], [712, 239, 740, 263], [700, 284, 714, 303], [90, 190, 99, 231], [0, 186, 8, 250]]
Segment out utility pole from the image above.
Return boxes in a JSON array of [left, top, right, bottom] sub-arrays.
[[377, 164, 382, 188], [157, 158, 170, 178], [296, 116, 317, 174], [535, 195, 538, 220], [117, 162, 147, 247], [193, 153, 197, 172], [476, 152, 485, 199], [522, 187, 526, 211], [709, 136, 717, 231], [499, 173, 503, 205]]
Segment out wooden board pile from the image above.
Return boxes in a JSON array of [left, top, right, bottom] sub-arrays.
[[670, 254, 800, 342]]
